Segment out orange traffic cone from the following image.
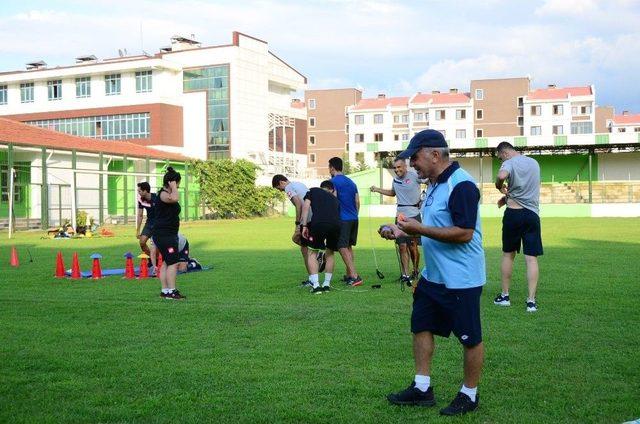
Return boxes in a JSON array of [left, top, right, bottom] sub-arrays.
[[90, 253, 102, 279], [124, 252, 135, 279], [156, 252, 163, 279], [70, 252, 81, 279], [10, 246, 19, 267], [138, 253, 149, 279], [55, 251, 65, 278]]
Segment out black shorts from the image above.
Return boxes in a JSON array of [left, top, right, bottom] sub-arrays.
[[140, 222, 154, 238], [337, 219, 358, 249], [502, 208, 543, 256], [396, 214, 422, 245], [302, 222, 341, 251], [411, 277, 483, 347], [179, 240, 190, 262], [152, 233, 180, 265]]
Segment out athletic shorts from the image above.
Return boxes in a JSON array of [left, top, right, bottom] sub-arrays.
[[411, 277, 483, 347], [337, 219, 358, 249], [502, 207, 544, 256], [140, 222, 154, 238], [302, 221, 341, 251], [395, 214, 422, 245], [152, 233, 180, 265], [178, 240, 190, 263]]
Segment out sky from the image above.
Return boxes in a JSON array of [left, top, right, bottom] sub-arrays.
[[1, 0, 639, 112]]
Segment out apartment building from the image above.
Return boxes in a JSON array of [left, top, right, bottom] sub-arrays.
[[608, 111, 640, 133], [470, 77, 530, 138], [0, 32, 307, 174], [305, 88, 361, 176], [523, 85, 595, 137]]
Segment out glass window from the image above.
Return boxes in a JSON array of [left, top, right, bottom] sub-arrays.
[[394, 134, 399, 141], [309, 135, 316, 145], [0, 85, 6, 105], [309, 153, 316, 164], [20, 83, 34, 103], [354, 115, 364, 125], [552, 125, 563, 135], [476, 129, 483, 137], [105, 74, 121, 95], [393, 115, 399, 123], [531, 126, 542, 135], [135, 70, 152, 93], [309, 117, 316, 127], [26, 113, 150, 139], [355, 134, 364, 143], [475, 89, 484, 100], [75, 77, 91, 98], [553, 104, 563, 115], [456, 109, 466, 119], [374, 114, 383, 124], [401, 114, 408, 123], [571, 122, 593, 134], [47, 80, 62, 101], [402, 133, 409, 141], [531, 105, 541, 116], [455, 129, 466, 139], [476, 109, 483, 120], [436, 110, 445, 120], [374, 133, 383, 141], [308, 99, 316, 109], [414, 112, 424, 121]]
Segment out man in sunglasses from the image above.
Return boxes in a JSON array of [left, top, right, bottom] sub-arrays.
[[379, 129, 486, 416]]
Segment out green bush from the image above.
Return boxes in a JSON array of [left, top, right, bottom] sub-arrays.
[[190, 159, 284, 218]]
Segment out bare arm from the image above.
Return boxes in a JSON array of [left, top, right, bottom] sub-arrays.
[[370, 186, 396, 197], [398, 218, 474, 244], [136, 208, 144, 234], [300, 199, 311, 227], [291, 196, 303, 223], [160, 181, 180, 203], [495, 169, 509, 193]]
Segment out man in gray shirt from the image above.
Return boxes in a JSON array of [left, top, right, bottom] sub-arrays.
[[371, 157, 422, 285], [494, 142, 543, 312]]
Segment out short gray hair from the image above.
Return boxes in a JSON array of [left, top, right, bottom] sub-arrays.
[[425, 147, 450, 160]]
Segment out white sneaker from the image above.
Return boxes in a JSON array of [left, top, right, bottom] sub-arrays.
[[526, 301, 538, 312], [493, 293, 511, 306]]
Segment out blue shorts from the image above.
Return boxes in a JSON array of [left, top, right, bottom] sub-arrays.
[[411, 278, 483, 347]]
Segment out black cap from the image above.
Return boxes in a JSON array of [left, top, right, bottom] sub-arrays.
[[397, 129, 448, 159]]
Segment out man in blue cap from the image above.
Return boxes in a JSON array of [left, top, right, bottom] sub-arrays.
[[379, 129, 486, 416]]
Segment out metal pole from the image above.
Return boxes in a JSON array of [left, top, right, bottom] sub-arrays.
[[379, 154, 383, 205], [123, 155, 128, 225], [479, 154, 484, 203], [292, 120, 297, 177], [98, 152, 104, 225], [71, 149, 77, 231], [58, 185, 62, 225], [588, 150, 593, 203], [41, 147, 48, 229], [184, 162, 189, 222], [8, 167, 14, 239]]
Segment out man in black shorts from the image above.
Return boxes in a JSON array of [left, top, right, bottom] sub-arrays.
[[176, 233, 203, 273], [136, 182, 157, 270], [300, 180, 341, 294]]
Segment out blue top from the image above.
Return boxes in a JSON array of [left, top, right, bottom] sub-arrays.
[[420, 162, 486, 289], [330, 174, 359, 221]]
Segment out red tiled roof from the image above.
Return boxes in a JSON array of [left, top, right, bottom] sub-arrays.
[[352, 96, 409, 111], [0, 118, 186, 160], [612, 113, 640, 125], [411, 92, 471, 105], [528, 86, 592, 100]]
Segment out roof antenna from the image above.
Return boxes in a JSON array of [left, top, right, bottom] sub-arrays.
[[118, 49, 124, 57]]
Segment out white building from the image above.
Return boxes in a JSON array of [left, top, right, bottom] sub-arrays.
[[0, 32, 307, 174], [523, 85, 595, 137], [608, 111, 640, 133]]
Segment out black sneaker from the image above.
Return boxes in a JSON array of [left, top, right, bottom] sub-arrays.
[[300, 280, 313, 288], [526, 300, 538, 312], [166, 290, 186, 300], [347, 275, 363, 287], [310, 286, 323, 295], [400, 274, 412, 286], [387, 382, 436, 406], [439, 392, 478, 416], [342, 275, 350, 283], [493, 293, 511, 306], [317, 251, 326, 273], [321, 285, 331, 292]]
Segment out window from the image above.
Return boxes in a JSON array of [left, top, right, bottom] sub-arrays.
[[517, 96, 524, 106], [75, 77, 91, 98], [309, 135, 316, 145], [475, 89, 484, 100], [394, 134, 399, 141], [414, 112, 424, 121], [435, 110, 445, 120], [354, 133, 364, 143], [572, 106, 578, 115], [571, 122, 593, 134], [20, 83, 34, 103], [27, 113, 150, 139], [552, 104, 563, 115], [456, 109, 466, 120], [401, 114, 408, 123], [635, 127, 640, 132], [309, 153, 316, 164], [47, 80, 62, 101], [308, 99, 316, 109], [582, 105, 592, 114], [345, 124, 349, 134], [517, 116, 524, 126], [374, 133, 383, 142], [374, 114, 383, 124], [135, 70, 152, 93], [456, 129, 466, 139], [476, 129, 483, 137], [309, 117, 316, 127], [618, 128, 626, 133], [402, 133, 409, 141], [552, 125, 564, 135], [105, 74, 121, 95], [530, 126, 542, 136], [354, 114, 364, 125], [476, 109, 483, 120], [0, 85, 6, 105], [393, 115, 400, 123], [531, 105, 541, 116]]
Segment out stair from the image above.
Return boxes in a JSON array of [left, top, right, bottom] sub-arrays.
[[0, 218, 42, 230]]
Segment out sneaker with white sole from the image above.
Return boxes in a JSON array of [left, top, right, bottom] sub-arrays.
[[493, 293, 511, 306], [526, 300, 538, 312], [310, 286, 323, 295]]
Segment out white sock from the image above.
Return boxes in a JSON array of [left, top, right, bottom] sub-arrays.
[[527, 298, 536, 303], [162, 288, 171, 294], [323, 273, 333, 286], [310, 274, 319, 288], [460, 384, 477, 402], [414, 374, 430, 392], [502, 292, 509, 297]]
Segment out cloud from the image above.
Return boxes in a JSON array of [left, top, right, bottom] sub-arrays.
[[535, 0, 598, 16]]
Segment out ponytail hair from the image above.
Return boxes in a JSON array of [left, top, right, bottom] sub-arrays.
[[163, 166, 182, 187]]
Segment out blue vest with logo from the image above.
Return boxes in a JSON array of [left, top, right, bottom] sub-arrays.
[[420, 167, 486, 289]]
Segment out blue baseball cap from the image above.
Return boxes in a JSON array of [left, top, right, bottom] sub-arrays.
[[397, 129, 448, 159]]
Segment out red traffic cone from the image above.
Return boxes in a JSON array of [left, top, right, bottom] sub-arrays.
[[55, 251, 66, 278], [10, 246, 19, 267], [90, 253, 102, 279], [156, 252, 163, 279], [70, 252, 81, 279], [138, 253, 149, 279], [123, 252, 135, 279]]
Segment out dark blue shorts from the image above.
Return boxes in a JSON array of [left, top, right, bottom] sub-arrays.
[[411, 278, 483, 347], [502, 208, 543, 256]]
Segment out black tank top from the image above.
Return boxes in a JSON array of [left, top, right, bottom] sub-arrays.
[[153, 188, 181, 234]]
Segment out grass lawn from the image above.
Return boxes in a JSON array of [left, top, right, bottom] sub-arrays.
[[1, 217, 639, 423]]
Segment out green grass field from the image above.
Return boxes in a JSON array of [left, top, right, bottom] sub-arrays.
[[1, 217, 639, 423]]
